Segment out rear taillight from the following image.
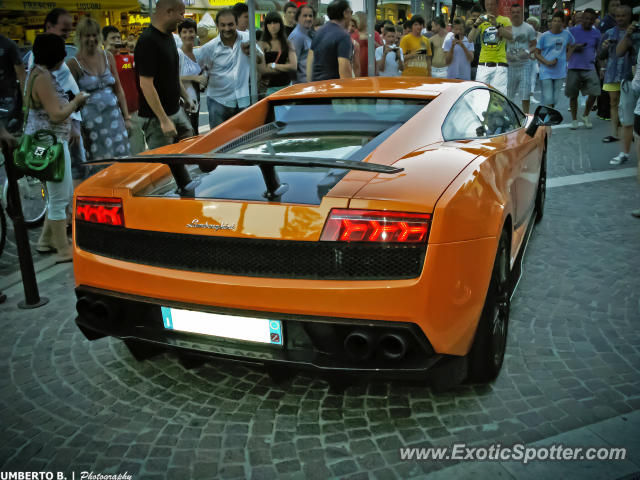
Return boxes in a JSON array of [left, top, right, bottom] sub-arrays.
[[320, 209, 431, 243], [76, 197, 124, 226]]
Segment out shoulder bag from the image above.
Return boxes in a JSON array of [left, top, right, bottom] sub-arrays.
[[13, 70, 65, 183]]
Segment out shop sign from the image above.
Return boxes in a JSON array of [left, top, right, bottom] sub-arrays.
[[208, 0, 236, 5], [0, 0, 138, 10], [26, 15, 46, 24]]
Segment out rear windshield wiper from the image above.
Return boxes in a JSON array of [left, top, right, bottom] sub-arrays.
[[84, 153, 403, 199]]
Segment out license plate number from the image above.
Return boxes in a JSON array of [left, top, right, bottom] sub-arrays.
[[161, 306, 283, 346]]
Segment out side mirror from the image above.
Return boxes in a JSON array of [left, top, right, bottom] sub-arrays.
[[525, 105, 563, 137]]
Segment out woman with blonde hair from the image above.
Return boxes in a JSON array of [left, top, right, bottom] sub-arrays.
[[67, 16, 130, 161]]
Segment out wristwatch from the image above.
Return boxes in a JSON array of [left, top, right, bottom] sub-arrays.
[[270, 62, 276, 69]]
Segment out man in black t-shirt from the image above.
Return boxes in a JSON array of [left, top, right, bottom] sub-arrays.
[[135, 0, 195, 150], [0, 34, 25, 133], [283, 2, 298, 38], [307, 0, 354, 81]]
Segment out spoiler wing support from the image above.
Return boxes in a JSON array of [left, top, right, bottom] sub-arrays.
[[84, 153, 404, 200]]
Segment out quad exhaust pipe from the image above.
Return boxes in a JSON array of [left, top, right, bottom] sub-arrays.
[[379, 333, 408, 360], [343, 330, 409, 361], [344, 330, 374, 361], [76, 297, 120, 340]]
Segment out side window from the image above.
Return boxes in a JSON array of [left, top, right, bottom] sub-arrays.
[[442, 89, 492, 140], [483, 91, 521, 135], [509, 99, 527, 127]]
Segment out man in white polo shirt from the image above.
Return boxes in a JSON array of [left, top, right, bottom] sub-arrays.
[[196, 7, 259, 129]]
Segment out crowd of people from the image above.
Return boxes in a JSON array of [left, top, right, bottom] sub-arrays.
[[0, 0, 639, 257]]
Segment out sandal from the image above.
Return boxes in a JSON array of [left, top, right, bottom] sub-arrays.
[[602, 136, 619, 143]]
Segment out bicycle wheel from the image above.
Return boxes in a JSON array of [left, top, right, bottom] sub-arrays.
[[0, 204, 6, 258], [2, 176, 47, 228]]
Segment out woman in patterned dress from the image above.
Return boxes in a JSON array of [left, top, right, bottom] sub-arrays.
[[67, 17, 131, 161]]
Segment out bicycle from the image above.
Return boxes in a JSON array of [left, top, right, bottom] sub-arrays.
[[0, 141, 47, 259], [0, 189, 5, 258], [0, 106, 48, 229], [1, 174, 47, 227]]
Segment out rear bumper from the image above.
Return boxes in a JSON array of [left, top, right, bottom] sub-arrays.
[[73, 236, 498, 356], [75, 286, 448, 376]]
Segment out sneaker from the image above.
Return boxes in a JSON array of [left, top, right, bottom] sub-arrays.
[[581, 115, 592, 129], [610, 152, 629, 165], [570, 120, 580, 129]]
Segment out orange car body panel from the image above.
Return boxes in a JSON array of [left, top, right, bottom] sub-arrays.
[[73, 77, 547, 357]]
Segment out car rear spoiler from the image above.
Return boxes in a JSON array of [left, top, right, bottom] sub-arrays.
[[84, 153, 404, 199]]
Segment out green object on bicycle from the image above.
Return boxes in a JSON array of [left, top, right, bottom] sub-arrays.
[[13, 71, 65, 183]]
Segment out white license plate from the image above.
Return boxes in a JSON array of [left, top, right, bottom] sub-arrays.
[[161, 306, 283, 346]]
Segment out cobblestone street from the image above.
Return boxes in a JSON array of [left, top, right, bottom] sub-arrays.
[[1, 113, 639, 478]]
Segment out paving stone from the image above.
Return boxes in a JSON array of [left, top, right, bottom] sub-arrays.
[[330, 459, 358, 476]]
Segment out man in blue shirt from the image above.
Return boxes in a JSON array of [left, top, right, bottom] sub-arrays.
[[306, 0, 353, 81], [566, 8, 601, 129], [289, 4, 316, 84], [534, 11, 575, 108]]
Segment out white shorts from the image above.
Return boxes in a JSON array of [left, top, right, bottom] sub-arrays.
[[431, 66, 448, 78], [476, 65, 508, 95]]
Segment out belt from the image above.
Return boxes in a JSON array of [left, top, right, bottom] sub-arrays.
[[480, 62, 508, 67]]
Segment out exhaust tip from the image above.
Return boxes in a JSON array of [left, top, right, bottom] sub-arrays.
[[379, 333, 408, 360], [76, 297, 93, 319], [92, 300, 112, 322], [344, 330, 374, 361]]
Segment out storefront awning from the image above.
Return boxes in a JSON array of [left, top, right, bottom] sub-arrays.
[[378, 0, 412, 5], [573, 0, 602, 11], [0, 0, 139, 10]]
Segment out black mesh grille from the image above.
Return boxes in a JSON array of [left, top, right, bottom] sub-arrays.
[[76, 221, 427, 280]]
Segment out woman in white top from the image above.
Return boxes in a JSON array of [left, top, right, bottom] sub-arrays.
[[178, 19, 206, 135]]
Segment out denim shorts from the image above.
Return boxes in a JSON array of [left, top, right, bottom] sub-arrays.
[[619, 80, 640, 127], [541, 78, 564, 106]]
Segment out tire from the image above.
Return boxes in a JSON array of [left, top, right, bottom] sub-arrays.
[[467, 231, 510, 382], [0, 205, 6, 258], [535, 151, 546, 223], [2, 177, 47, 228]]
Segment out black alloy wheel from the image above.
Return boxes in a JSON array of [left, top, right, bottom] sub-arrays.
[[467, 231, 510, 382], [535, 151, 546, 223]]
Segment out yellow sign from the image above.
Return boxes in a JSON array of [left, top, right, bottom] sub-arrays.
[[0, 0, 138, 10], [26, 15, 46, 25], [208, 0, 236, 6]]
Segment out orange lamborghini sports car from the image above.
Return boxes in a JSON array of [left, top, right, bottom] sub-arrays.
[[73, 78, 561, 386]]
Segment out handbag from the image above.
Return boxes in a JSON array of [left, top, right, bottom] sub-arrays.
[[13, 70, 65, 183]]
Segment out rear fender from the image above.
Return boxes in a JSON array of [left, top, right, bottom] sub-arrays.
[[430, 154, 513, 245]]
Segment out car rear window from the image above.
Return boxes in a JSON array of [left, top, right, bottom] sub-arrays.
[[233, 135, 371, 160], [270, 98, 428, 125]]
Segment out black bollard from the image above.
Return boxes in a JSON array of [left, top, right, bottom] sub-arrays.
[[2, 143, 49, 309]]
